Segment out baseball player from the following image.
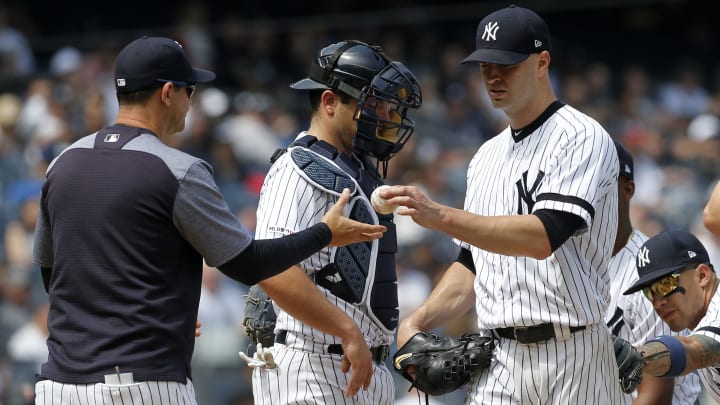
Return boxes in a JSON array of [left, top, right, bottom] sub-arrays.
[[605, 141, 700, 404], [622, 230, 720, 402], [249, 40, 421, 404], [382, 6, 625, 403], [32, 37, 385, 404]]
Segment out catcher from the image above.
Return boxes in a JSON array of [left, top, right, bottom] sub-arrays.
[[393, 332, 495, 399]]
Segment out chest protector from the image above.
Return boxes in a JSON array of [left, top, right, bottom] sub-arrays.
[[279, 135, 399, 333]]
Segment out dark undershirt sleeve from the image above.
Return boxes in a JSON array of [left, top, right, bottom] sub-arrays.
[[217, 223, 331, 285], [41, 267, 52, 293], [533, 209, 585, 252], [455, 247, 476, 274]]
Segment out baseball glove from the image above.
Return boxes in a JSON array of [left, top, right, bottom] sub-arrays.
[[242, 285, 277, 348], [393, 332, 495, 396], [612, 335, 644, 394]]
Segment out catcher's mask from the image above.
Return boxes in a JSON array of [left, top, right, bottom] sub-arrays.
[[290, 40, 422, 177]]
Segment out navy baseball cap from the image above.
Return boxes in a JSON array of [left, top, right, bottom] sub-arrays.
[[114, 36, 215, 93], [461, 5, 550, 65], [614, 141, 634, 180], [623, 230, 710, 295]]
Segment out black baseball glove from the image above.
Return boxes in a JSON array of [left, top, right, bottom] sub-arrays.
[[612, 335, 644, 394], [242, 285, 277, 347], [393, 332, 495, 396]]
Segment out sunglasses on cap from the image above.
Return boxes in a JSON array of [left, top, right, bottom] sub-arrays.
[[641, 264, 699, 302], [156, 79, 196, 98]]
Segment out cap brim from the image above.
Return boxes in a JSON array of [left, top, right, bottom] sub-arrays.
[[460, 49, 530, 65], [191, 68, 216, 83], [289, 78, 330, 90], [622, 263, 688, 295]]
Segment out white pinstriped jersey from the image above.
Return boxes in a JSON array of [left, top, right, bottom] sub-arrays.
[[691, 284, 720, 402], [255, 139, 393, 349], [459, 102, 623, 404], [605, 230, 701, 405], [457, 103, 619, 329], [252, 134, 395, 404]]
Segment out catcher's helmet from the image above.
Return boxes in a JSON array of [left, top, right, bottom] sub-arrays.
[[291, 40, 422, 177]]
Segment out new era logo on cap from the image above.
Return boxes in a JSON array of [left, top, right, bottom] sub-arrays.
[[614, 141, 634, 180]]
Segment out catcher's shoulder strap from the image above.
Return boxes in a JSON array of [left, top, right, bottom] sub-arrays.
[[282, 135, 400, 333]]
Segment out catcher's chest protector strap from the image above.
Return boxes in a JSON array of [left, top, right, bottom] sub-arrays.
[[289, 135, 399, 332]]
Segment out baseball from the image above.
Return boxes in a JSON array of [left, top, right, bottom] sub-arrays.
[[371, 185, 397, 215]]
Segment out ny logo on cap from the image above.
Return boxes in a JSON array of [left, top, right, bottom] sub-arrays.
[[482, 22, 499, 42], [637, 246, 650, 267]]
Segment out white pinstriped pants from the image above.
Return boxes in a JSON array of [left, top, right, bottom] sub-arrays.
[[464, 323, 623, 405], [34, 379, 197, 405], [252, 344, 395, 404]]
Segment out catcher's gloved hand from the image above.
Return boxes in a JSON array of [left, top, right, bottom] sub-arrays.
[[393, 332, 495, 396], [612, 335, 644, 394], [242, 285, 277, 347]]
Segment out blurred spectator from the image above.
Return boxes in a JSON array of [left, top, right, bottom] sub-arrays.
[[193, 262, 252, 404], [0, 93, 26, 204], [174, 3, 216, 71], [215, 90, 283, 170], [396, 261, 433, 321], [672, 113, 720, 186], [0, 7, 34, 78], [3, 180, 41, 272], [657, 60, 711, 125], [6, 302, 48, 404], [583, 62, 614, 127], [0, 263, 33, 369]]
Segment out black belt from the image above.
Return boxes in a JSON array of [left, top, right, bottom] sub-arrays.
[[275, 330, 389, 363], [493, 323, 586, 344]]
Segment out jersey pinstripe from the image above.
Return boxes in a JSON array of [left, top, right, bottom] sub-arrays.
[[35, 379, 196, 404], [457, 103, 623, 404], [691, 284, 720, 402], [252, 133, 394, 404], [255, 141, 392, 348], [605, 230, 701, 405], [458, 103, 618, 329], [252, 345, 394, 405], [467, 323, 618, 404]]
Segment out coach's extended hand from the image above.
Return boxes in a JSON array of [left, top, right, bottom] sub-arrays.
[[322, 188, 387, 246]]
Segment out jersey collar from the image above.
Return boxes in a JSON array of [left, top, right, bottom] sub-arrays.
[[510, 100, 565, 142]]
